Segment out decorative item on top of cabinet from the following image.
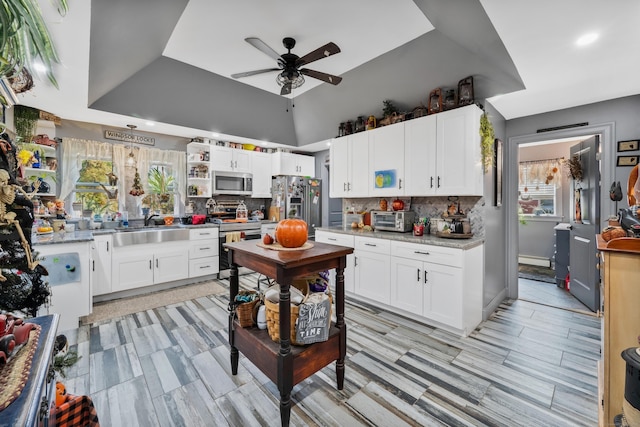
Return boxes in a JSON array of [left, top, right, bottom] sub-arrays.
[[412, 104, 428, 118], [443, 89, 457, 110], [428, 88, 443, 115], [457, 76, 474, 106]]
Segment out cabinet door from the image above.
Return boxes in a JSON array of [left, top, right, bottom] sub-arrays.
[[436, 105, 483, 195], [424, 262, 463, 329], [315, 231, 355, 293], [251, 152, 273, 197], [155, 244, 189, 284], [354, 250, 390, 304], [210, 146, 234, 172], [348, 132, 370, 197], [369, 124, 405, 197], [390, 256, 423, 316], [330, 141, 349, 197], [296, 154, 315, 177], [232, 149, 252, 173], [91, 235, 112, 296], [111, 250, 154, 292], [404, 115, 437, 196]]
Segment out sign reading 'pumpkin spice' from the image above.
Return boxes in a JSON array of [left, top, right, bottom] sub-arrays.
[[104, 130, 155, 146]]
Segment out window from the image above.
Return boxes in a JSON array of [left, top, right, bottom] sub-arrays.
[[141, 164, 176, 215], [518, 159, 563, 216], [75, 160, 119, 217]]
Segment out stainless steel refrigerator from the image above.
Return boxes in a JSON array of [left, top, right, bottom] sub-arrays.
[[271, 176, 322, 239]]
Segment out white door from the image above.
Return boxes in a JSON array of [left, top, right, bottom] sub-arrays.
[[154, 246, 189, 284], [297, 154, 316, 177], [251, 152, 273, 197], [404, 115, 437, 195], [349, 132, 370, 196], [354, 250, 390, 305], [390, 256, 423, 315], [91, 235, 112, 296], [210, 146, 234, 172], [369, 124, 405, 197], [424, 262, 463, 329], [232, 149, 252, 173], [330, 141, 350, 197], [112, 250, 154, 292]]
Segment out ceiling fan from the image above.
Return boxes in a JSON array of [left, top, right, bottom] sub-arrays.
[[231, 37, 342, 96]]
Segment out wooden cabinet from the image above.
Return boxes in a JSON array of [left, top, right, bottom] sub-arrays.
[[390, 240, 482, 336], [91, 234, 112, 296], [111, 241, 189, 292], [435, 104, 483, 196], [272, 151, 315, 176], [368, 124, 406, 197], [210, 145, 252, 173], [597, 236, 640, 424], [330, 132, 369, 197], [354, 236, 391, 304], [251, 151, 273, 198], [186, 142, 212, 198], [404, 115, 437, 195], [315, 230, 355, 294]]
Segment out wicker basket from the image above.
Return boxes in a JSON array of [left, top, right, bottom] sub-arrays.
[[233, 290, 259, 328], [264, 277, 332, 346]]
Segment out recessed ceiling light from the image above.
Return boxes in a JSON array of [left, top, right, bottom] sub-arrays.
[[576, 32, 598, 46], [326, 141, 331, 146], [145, 121, 154, 126], [211, 132, 220, 138]]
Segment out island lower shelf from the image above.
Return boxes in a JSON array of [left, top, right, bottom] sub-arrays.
[[233, 320, 341, 385]]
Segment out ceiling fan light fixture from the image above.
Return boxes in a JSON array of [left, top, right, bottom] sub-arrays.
[[276, 71, 304, 89]]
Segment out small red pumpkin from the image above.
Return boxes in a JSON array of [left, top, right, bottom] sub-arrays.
[[392, 198, 405, 211], [275, 219, 308, 248]]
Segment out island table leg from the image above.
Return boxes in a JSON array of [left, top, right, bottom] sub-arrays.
[[229, 263, 239, 375]]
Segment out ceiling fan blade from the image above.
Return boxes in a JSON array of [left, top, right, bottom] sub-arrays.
[[296, 42, 340, 67], [245, 37, 282, 61], [280, 83, 292, 96], [300, 69, 342, 85], [231, 68, 280, 79]]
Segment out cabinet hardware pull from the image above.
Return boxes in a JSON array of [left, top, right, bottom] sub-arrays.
[[437, 176, 441, 188], [230, 160, 233, 168], [107, 242, 109, 251], [424, 270, 428, 283], [344, 183, 347, 191], [414, 250, 430, 255], [149, 260, 152, 269], [430, 176, 434, 188], [201, 247, 210, 250], [399, 178, 402, 189], [328, 238, 337, 241], [364, 243, 377, 247], [201, 265, 210, 269], [354, 256, 358, 267], [92, 260, 95, 271], [417, 268, 420, 281], [347, 182, 351, 191], [155, 259, 158, 268]]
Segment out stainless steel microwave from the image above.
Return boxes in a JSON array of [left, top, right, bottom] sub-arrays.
[[212, 171, 253, 195], [371, 210, 416, 232]]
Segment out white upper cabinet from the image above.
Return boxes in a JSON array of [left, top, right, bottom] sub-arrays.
[[404, 115, 437, 195], [251, 151, 273, 198], [330, 133, 369, 197], [210, 145, 252, 173], [272, 151, 315, 177], [435, 104, 483, 196], [368, 123, 405, 197]]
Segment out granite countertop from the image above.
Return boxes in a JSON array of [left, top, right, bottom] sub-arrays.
[[32, 223, 220, 246], [316, 226, 484, 250]]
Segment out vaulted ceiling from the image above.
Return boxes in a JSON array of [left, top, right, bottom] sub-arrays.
[[19, 0, 640, 149]]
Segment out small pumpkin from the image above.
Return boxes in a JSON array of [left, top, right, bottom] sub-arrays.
[[275, 219, 308, 248], [602, 226, 626, 241], [56, 382, 67, 406]]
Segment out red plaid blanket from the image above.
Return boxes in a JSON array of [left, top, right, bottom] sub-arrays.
[[52, 394, 100, 427]]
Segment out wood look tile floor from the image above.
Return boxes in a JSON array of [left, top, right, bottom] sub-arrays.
[[59, 274, 601, 426]]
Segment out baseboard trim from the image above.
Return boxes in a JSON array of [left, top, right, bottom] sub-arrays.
[[518, 255, 551, 267], [483, 288, 507, 320]]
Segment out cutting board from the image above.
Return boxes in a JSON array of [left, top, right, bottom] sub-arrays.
[[268, 206, 280, 222]]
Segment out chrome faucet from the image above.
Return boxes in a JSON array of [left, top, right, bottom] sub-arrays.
[[144, 213, 159, 226]]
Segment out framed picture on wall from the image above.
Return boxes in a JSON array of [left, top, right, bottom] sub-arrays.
[[494, 138, 503, 207], [617, 140, 639, 152], [617, 155, 639, 167]]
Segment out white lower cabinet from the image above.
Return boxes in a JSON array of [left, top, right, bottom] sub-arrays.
[[112, 242, 189, 292], [391, 240, 482, 336], [354, 236, 391, 305], [315, 230, 355, 293], [188, 228, 219, 278], [91, 234, 112, 296]]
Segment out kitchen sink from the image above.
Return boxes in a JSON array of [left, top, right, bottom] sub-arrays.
[[112, 227, 190, 247]]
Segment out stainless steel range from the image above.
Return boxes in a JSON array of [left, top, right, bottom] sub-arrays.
[[209, 207, 262, 274]]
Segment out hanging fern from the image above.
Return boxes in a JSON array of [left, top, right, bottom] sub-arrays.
[[479, 112, 495, 173]]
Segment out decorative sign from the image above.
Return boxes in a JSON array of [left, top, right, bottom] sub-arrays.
[[617, 155, 639, 167], [374, 169, 397, 189], [104, 130, 155, 146], [617, 140, 639, 152], [295, 294, 331, 345]]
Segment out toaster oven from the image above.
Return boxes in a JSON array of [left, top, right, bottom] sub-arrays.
[[371, 210, 416, 232]]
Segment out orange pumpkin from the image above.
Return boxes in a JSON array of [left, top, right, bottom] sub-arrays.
[[275, 219, 308, 248], [56, 382, 67, 406]]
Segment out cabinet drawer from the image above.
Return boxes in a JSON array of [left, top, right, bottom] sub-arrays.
[[189, 228, 219, 240], [355, 236, 390, 254], [316, 232, 354, 248], [189, 257, 219, 278], [391, 241, 462, 268], [189, 240, 219, 259]]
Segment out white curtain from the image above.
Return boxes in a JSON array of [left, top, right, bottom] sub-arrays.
[[135, 146, 186, 209], [59, 138, 114, 203]]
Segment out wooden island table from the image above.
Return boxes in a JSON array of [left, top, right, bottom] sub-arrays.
[[225, 239, 353, 427]]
